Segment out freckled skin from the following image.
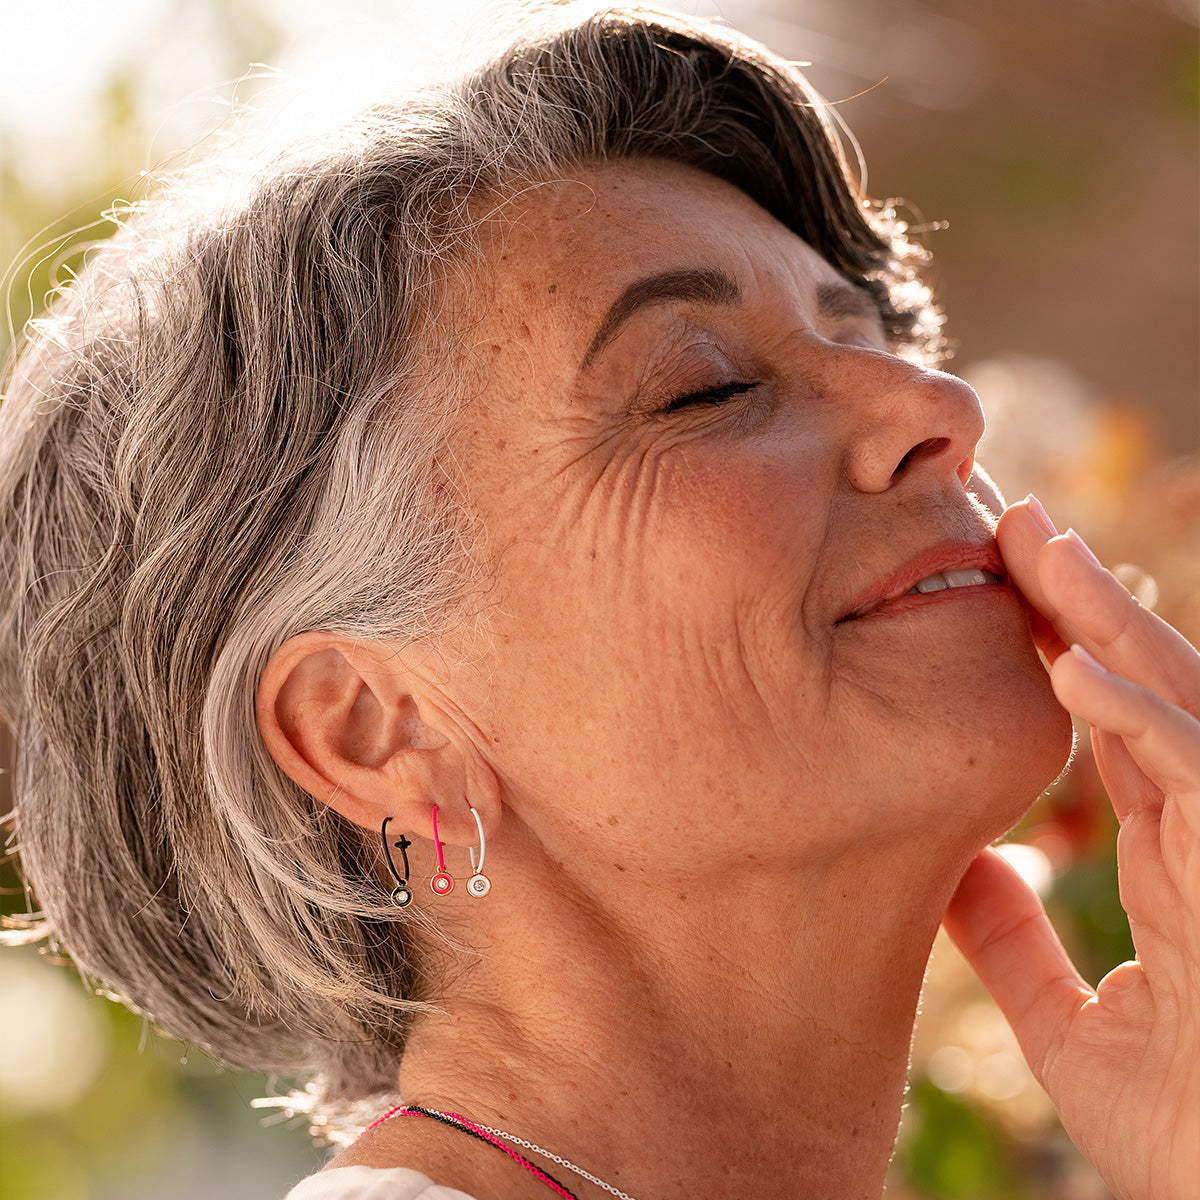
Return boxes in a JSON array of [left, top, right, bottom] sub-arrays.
[[309, 159, 1076, 1200], [446, 160, 1071, 882]]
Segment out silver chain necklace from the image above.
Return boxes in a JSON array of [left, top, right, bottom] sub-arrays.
[[463, 1115, 641, 1200]]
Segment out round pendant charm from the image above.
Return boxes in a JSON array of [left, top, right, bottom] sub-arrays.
[[391, 885, 414, 908], [430, 871, 455, 896], [467, 872, 491, 898]]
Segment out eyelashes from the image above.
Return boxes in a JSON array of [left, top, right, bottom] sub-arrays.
[[658, 380, 760, 414]]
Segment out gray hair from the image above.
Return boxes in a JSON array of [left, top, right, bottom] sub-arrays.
[[0, 5, 943, 1111]]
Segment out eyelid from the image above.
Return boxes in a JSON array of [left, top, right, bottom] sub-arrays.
[[658, 380, 760, 413], [626, 334, 745, 412]]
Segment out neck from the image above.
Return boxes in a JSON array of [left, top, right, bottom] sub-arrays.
[[394, 823, 977, 1200]]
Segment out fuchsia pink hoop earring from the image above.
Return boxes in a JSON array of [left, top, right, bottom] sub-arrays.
[[429, 804, 455, 895]]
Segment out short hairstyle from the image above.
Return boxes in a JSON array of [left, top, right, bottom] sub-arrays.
[[0, 4, 942, 1114]]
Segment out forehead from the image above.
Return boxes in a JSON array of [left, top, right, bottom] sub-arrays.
[[469, 159, 845, 357]]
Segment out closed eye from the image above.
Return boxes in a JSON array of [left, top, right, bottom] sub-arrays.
[[659, 380, 760, 413]]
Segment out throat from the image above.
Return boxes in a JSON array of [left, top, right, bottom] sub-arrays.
[[390, 851, 954, 1200]]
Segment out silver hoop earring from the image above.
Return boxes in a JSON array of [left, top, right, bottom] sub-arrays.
[[467, 807, 491, 897]]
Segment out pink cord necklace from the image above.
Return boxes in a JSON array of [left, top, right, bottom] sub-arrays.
[[368, 1104, 641, 1200]]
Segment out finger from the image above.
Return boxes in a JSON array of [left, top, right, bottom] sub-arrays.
[[1092, 726, 1161, 819], [995, 500, 1068, 663], [1116, 805, 1198, 967], [1026, 602, 1071, 666], [1053, 645, 1200, 810], [943, 848, 1093, 1089], [996, 496, 1057, 616], [997, 498, 1200, 712], [1039, 533, 1200, 714]]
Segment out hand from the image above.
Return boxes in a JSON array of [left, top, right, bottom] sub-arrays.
[[943, 494, 1200, 1200]]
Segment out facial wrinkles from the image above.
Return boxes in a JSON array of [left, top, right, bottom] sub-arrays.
[[533, 404, 797, 778], [474, 376, 688, 742], [580, 335, 847, 755], [467, 168, 907, 769], [618, 449, 834, 788], [723, 600, 805, 751]]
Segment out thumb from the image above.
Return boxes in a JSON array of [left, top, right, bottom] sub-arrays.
[[942, 848, 1094, 1090]]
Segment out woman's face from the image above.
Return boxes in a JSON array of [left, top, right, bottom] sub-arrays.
[[442, 159, 1072, 879]]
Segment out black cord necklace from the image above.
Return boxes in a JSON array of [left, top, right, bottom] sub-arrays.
[[377, 1104, 582, 1198]]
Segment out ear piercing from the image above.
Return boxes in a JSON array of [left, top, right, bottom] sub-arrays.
[[381, 817, 415, 908], [383, 806, 493, 902], [429, 804, 455, 895], [467, 806, 491, 897]]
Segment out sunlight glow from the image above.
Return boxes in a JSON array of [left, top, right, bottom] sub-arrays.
[[0, 952, 108, 1116]]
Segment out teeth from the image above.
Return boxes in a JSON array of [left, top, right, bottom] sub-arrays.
[[907, 568, 998, 595], [914, 574, 949, 593], [945, 568, 990, 588]]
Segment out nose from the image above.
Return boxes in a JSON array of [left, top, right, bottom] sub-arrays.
[[820, 345, 985, 494]]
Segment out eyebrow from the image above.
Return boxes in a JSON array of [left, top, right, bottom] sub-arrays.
[[581, 267, 741, 368], [816, 280, 881, 323], [579, 268, 884, 369]]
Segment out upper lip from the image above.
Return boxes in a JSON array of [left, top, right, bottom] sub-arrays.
[[839, 539, 1007, 621]]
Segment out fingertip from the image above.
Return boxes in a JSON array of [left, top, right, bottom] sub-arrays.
[[948, 846, 1015, 915], [1049, 642, 1102, 705], [997, 506, 1060, 620], [1025, 493, 1058, 538], [1064, 527, 1103, 568], [944, 845, 1047, 954], [997, 494, 1055, 541], [1067, 642, 1107, 675]]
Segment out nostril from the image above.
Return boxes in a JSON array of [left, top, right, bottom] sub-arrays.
[[892, 436, 951, 478]]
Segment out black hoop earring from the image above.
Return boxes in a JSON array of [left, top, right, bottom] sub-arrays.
[[381, 817, 414, 908]]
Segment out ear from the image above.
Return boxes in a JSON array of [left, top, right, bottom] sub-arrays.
[[255, 631, 499, 846]]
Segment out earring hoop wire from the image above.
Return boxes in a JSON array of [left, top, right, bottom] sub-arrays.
[[430, 804, 455, 895], [467, 806, 491, 897], [380, 817, 414, 908], [469, 807, 486, 875]]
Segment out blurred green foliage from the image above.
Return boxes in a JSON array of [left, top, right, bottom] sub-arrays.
[[898, 1081, 1025, 1200], [1050, 855, 1136, 989]]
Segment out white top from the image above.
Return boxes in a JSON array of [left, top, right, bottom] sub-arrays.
[[284, 1165, 481, 1200]]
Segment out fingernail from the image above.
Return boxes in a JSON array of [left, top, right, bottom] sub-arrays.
[[1024, 493, 1057, 537], [1065, 528, 1103, 567], [1069, 642, 1107, 675]]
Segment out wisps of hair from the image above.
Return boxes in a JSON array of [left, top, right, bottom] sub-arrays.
[[0, 4, 943, 1117]]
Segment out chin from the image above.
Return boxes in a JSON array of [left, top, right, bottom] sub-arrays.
[[820, 595, 1075, 857], [872, 605, 1077, 850], [946, 641, 1076, 849]]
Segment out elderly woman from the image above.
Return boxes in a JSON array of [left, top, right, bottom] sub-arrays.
[[1, 7, 1196, 1200]]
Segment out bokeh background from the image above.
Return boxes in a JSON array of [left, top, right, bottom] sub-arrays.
[[1, 1, 1197, 1198]]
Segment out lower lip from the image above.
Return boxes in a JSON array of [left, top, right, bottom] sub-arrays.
[[844, 582, 1018, 622]]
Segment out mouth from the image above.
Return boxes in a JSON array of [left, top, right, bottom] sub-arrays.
[[838, 540, 1010, 623], [903, 567, 1004, 596]]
